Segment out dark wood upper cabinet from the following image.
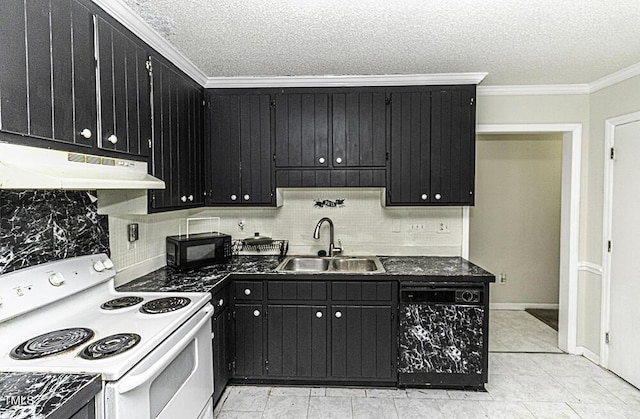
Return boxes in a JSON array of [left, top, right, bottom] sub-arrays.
[[96, 16, 151, 156], [387, 86, 476, 206], [149, 57, 205, 212], [0, 0, 96, 148], [332, 92, 387, 168], [207, 92, 274, 206], [275, 93, 330, 168]]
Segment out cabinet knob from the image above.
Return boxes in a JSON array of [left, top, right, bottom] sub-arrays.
[[318, 157, 326, 164], [181, 195, 187, 202], [188, 195, 194, 202], [230, 194, 237, 201], [244, 288, 251, 296], [243, 194, 250, 201], [435, 193, 442, 200], [107, 134, 118, 144], [421, 193, 428, 200], [335, 311, 342, 318], [316, 311, 323, 319], [218, 298, 224, 306], [253, 310, 260, 317], [335, 157, 343, 164], [80, 128, 92, 139]]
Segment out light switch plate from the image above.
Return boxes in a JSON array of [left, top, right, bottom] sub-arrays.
[[127, 223, 139, 242]]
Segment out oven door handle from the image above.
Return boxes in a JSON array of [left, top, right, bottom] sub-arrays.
[[117, 305, 213, 394]]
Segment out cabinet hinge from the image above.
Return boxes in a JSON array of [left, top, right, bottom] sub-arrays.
[[385, 96, 391, 106], [265, 359, 269, 371], [270, 98, 276, 108], [385, 152, 389, 161], [605, 332, 610, 344], [231, 360, 236, 373], [228, 362, 233, 372], [470, 97, 474, 106], [608, 241, 612, 252], [610, 147, 615, 160], [272, 154, 276, 161], [148, 139, 152, 149], [145, 57, 153, 75], [232, 310, 236, 319]]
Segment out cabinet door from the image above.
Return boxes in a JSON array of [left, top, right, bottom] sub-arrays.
[[331, 305, 394, 380], [149, 57, 204, 211], [266, 305, 327, 378], [212, 307, 231, 406], [0, 0, 96, 146], [332, 92, 386, 168], [97, 17, 150, 156], [233, 303, 264, 378], [208, 93, 273, 206], [430, 87, 475, 205], [275, 93, 330, 168], [387, 91, 431, 205]]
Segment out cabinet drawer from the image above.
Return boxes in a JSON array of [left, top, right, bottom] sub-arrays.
[[267, 281, 327, 301], [234, 281, 263, 300], [332, 281, 394, 302]]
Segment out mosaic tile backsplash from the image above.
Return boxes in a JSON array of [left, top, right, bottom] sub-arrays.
[[0, 191, 109, 275]]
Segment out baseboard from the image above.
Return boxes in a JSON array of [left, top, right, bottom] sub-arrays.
[[490, 303, 560, 310], [575, 346, 601, 365], [114, 254, 166, 287]]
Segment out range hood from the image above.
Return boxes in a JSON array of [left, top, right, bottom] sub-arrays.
[[0, 143, 165, 190]]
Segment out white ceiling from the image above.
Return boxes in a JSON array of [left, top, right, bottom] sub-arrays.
[[123, 0, 640, 86]]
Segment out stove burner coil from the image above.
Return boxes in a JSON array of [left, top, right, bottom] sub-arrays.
[[140, 297, 191, 314], [10, 328, 94, 360], [100, 296, 144, 310], [79, 333, 141, 360]]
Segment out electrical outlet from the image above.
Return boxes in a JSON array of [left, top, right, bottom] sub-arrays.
[[408, 223, 425, 233], [237, 220, 246, 232], [499, 272, 507, 284], [437, 222, 450, 234]]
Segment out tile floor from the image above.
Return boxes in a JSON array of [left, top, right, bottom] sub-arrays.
[[214, 310, 640, 418]]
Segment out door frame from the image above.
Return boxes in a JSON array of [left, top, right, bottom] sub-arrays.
[[600, 111, 640, 367], [468, 123, 582, 354]]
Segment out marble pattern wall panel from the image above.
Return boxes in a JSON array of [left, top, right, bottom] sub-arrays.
[[399, 304, 484, 374], [0, 191, 109, 275]]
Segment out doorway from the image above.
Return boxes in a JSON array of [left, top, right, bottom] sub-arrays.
[[468, 124, 582, 354], [601, 113, 640, 388], [471, 133, 563, 353]]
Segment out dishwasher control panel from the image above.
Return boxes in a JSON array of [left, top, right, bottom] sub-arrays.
[[401, 287, 483, 305]]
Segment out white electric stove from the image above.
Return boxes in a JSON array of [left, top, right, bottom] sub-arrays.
[[0, 254, 214, 419]]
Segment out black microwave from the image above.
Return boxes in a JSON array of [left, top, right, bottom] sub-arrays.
[[166, 232, 232, 270]]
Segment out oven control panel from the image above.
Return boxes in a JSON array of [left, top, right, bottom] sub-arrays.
[[0, 253, 115, 323]]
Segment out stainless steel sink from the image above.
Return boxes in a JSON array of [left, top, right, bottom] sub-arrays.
[[276, 256, 385, 273], [278, 257, 330, 272]]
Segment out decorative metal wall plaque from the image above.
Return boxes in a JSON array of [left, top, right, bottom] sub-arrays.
[[313, 199, 345, 208]]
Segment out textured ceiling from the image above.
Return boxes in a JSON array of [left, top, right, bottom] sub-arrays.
[[123, 0, 640, 85]]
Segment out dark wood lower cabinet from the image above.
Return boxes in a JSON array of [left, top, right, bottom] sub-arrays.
[[212, 305, 231, 406], [233, 303, 264, 378], [266, 305, 327, 378], [230, 279, 397, 385], [330, 305, 395, 381]]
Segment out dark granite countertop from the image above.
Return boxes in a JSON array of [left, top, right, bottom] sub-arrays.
[[0, 372, 101, 419], [118, 255, 495, 293]]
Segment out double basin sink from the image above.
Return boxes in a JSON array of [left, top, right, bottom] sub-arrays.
[[276, 256, 385, 273]]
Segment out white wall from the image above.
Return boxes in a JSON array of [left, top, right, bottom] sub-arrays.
[[470, 134, 562, 306]]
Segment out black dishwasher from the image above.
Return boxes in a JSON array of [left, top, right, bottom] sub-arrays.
[[398, 286, 486, 389]]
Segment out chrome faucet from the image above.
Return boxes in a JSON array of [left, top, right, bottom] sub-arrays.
[[313, 217, 343, 257]]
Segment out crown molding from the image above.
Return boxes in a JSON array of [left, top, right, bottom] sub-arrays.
[[91, 0, 208, 86], [204, 73, 488, 89], [478, 84, 590, 96], [589, 61, 640, 93]]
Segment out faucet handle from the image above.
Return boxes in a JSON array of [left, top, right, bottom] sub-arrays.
[[331, 239, 344, 256]]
